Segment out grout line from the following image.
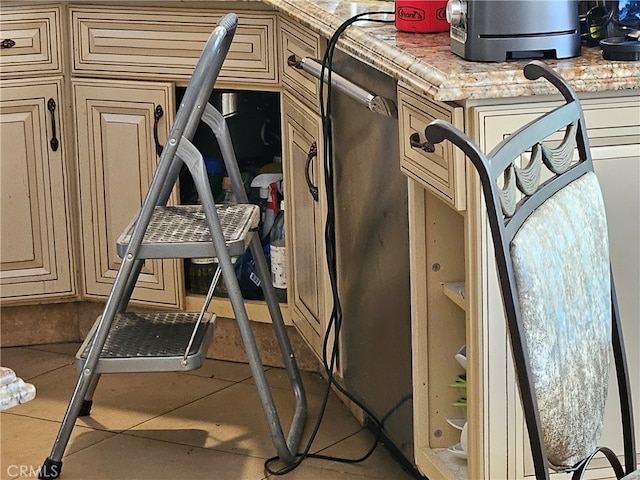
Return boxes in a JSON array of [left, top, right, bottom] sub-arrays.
[[312, 427, 367, 455], [114, 379, 241, 434]]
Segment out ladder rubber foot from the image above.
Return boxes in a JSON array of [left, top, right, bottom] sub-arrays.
[[38, 458, 62, 479], [78, 399, 93, 417]]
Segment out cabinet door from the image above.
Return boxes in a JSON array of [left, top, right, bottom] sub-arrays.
[[281, 92, 329, 358], [0, 78, 76, 303], [73, 78, 183, 307]]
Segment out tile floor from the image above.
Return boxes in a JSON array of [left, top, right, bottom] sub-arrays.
[[1, 344, 419, 480]]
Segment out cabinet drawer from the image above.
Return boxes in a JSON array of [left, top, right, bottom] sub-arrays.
[[399, 87, 466, 210], [0, 7, 62, 77], [280, 17, 324, 109], [476, 96, 640, 152], [70, 7, 277, 84]]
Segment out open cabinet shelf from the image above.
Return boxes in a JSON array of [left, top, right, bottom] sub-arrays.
[[442, 281, 467, 311], [409, 182, 469, 480]]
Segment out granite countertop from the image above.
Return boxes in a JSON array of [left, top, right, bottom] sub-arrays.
[[9, 0, 639, 101], [266, 0, 640, 101]]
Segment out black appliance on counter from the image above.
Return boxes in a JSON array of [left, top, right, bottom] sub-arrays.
[[445, 0, 582, 61], [584, 0, 640, 61]]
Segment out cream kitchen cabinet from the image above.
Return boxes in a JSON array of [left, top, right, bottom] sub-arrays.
[[281, 91, 330, 358], [0, 5, 62, 78], [3, 2, 286, 315], [279, 19, 332, 359], [72, 78, 182, 307], [399, 86, 466, 210], [408, 91, 640, 480], [69, 6, 278, 87], [402, 90, 471, 480], [469, 94, 640, 480], [0, 78, 76, 304], [69, 4, 283, 313], [0, 5, 76, 304]]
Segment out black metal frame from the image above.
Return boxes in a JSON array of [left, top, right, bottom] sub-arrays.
[[425, 61, 636, 480]]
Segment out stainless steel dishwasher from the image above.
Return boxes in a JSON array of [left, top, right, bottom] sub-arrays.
[[297, 49, 415, 467]]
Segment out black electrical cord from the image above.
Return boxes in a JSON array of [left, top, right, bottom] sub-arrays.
[[580, 6, 615, 39], [263, 10, 402, 476]]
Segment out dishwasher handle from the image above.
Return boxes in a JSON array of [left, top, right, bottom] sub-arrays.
[[288, 55, 397, 119]]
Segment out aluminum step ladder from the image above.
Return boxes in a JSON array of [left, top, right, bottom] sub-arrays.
[[39, 14, 307, 479]]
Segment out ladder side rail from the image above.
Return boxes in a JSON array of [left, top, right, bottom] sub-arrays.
[[79, 256, 144, 406], [113, 259, 145, 312], [173, 138, 223, 364], [156, 15, 238, 206], [248, 233, 308, 456], [201, 104, 250, 205], [179, 129, 294, 461], [201, 104, 307, 460]]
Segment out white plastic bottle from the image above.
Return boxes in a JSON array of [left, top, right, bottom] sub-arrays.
[[270, 201, 287, 302]]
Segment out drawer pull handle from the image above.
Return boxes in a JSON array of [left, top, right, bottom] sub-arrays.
[[47, 98, 59, 152], [410, 132, 435, 152], [305, 141, 319, 202], [287, 54, 301, 69], [1, 39, 16, 48], [153, 104, 164, 156]]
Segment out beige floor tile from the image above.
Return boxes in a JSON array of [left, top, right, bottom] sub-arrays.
[[186, 358, 255, 382], [127, 381, 362, 459], [0, 347, 418, 480], [0, 413, 114, 479], [28, 343, 82, 357], [7, 364, 234, 432], [0, 348, 74, 380], [243, 366, 329, 397], [312, 429, 417, 479], [263, 460, 401, 480], [60, 434, 270, 480]]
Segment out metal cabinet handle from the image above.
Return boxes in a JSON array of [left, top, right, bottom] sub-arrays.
[[287, 54, 300, 69], [410, 132, 435, 152], [289, 54, 397, 118], [1, 39, 16, 48], [305, 141, 319, 202], [47, 98, 59, 152], [153, 105, 164, 156]]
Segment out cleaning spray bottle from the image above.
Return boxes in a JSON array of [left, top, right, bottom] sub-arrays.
[[263, 181, 280, 240], [250, 173, 283, 238]]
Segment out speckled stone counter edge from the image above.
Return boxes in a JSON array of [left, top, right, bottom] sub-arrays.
[[266, 0, 640, 101]]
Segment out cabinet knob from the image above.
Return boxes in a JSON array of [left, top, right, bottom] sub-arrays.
[[1, 39, 16, 48]]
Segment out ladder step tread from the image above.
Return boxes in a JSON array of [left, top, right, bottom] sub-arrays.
[[116, 204, 259, 259], [77, 312, 216, 373]]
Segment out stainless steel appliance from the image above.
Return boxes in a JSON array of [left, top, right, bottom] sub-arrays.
[[446, 0, 581, 61], [297, 50, 416, 471]]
